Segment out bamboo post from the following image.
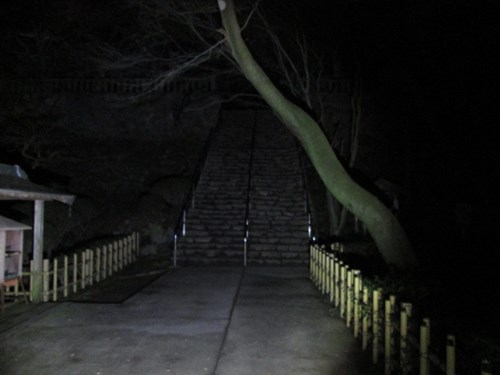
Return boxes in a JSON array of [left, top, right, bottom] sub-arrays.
[[324, 251, 329, 296], [481, 360, 492, 375], [400, 303, 412, 374], [420, 319, 430, 375], [83, 250, 87, 286], [135, 232, 140, 260], [73, 253, 78, 293], [313, 246, 319, 287], [362, 286, 369, 350], [353, 271, 361, 337], [446, 335, 455, 375], [317, 248, 322, 290], [131, 233, 136, 258], [309, 245, 314, 281], [423, 317, 431, 347], [321, 250, 327, 294], [384, 298, 393, 375], [340, 264, 347, 318], [131, 234, 134, 262], [102, 245, 107, 280], [108, 245, 113, 277], [63, 256, 68, 298], [313, 245, 317, 284], [127, 235, 132, 265], [118, 239, 123, 270], [124, 237, 129, 266], [323, 250, 328, 294], [52, 258, 58, 302], [42, 259, 49, 303], [113, 241, 118, 273], [96, 248, 101, 283], [373, 288, 381, 364], [122, 238, 126, 268], [329, 254, 335, 303], [316, 249, 322, 291], [346, 269, 353, 327], [88, 249, 94, 286], [334, 260, 340, 307]]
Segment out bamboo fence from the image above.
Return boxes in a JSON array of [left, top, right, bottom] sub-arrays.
[[4, 232, 139, 303], [309, 242, 493, 375]]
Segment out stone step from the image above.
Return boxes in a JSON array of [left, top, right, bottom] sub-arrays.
[[176, 109, 311, 266]]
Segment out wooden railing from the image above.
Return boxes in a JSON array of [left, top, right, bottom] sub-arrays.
[[4, 232, 140, 303], [310, 242, 493, 375]]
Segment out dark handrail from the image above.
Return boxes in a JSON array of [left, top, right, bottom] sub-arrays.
[[243, 111, 258, 266], [172, 109, 222, 266], [297, 143, 314, 242]]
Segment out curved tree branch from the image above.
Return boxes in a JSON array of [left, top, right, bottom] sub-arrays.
[[218, 0, 417, 268]]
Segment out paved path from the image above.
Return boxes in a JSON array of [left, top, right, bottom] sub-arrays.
[[0, 267, 372, 375]]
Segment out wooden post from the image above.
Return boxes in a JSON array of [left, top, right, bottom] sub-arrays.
[[52, 258, 58, 302], [96, 248, 101, 283], [317, 249, 323, 293], [135, 232, 140, 260], [373, 288, 381, 364], [309, 245, 313, 281], [42, 259, 49, 302], [400, 303, 412, 374], [334, 260, 340, 307], [130, 234, 134, 262], [108, 245, 113, 277], [346, 269, 353, 327], [123, 237, 128, 266], [131, 233, 136, 258], [32, 200, 45, 303], [102, 245, 107, 280], [353, 271, 361, 337], [73, 253, 78, 293], [420, 319, 430, 375], [329, 254, 335, 303], [321, 250, 326, 294], [312, 245, 317, 285], [81, 251, 86, 289], [309, 245, 316, 284], [362, 286, 369, 350], [118, 240, 123, 270], [384, 298, 392, 375], [481, 360, 492, 375], [340, 264, 347, 318], [446, 335, 455, 375], [423, 317, 431, 346], [113, 241, 118, 273], [127, 236, 132, 265], [89, 249, 94, 285], [63, 256, 69, 298]]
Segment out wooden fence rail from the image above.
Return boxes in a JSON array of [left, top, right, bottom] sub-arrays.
[[5, 232, 140, 303], [310, 242, 492, 375]]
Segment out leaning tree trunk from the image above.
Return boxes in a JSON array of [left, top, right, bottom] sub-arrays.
[[218, 0, 418, 268]]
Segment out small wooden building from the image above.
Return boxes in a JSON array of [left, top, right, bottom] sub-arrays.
[[0, 215, 31, 310], [0, 172, 75, 303]]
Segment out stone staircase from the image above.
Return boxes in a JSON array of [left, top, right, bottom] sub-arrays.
[[176, 109, 310, 266]]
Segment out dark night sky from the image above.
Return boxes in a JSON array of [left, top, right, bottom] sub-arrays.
[[270, 0, 500, 253], [1, 0, 499, 255]]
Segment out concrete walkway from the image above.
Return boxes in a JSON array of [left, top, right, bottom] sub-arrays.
[[0, 267, 373, 375]]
